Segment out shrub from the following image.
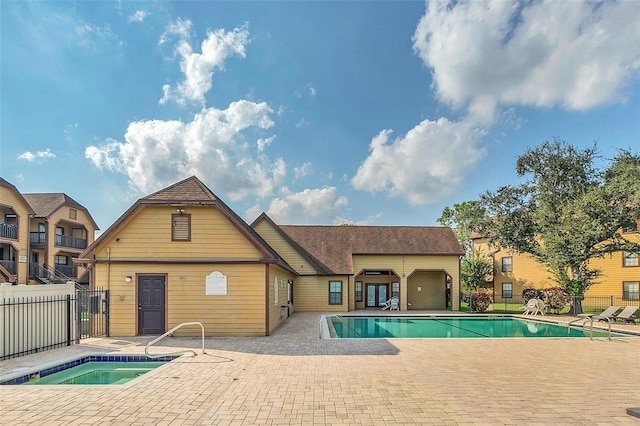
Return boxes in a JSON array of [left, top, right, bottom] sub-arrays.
[[471, 288, 493, 313], [542, 287, 570, 313], [522, 287, 544, 302]]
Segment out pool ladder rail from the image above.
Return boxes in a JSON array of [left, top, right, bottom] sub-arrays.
[[145, 322, 206, 358], [568, 314, 612, 341]]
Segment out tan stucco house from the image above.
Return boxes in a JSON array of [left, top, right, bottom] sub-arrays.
[[78, 176, 464, 337]]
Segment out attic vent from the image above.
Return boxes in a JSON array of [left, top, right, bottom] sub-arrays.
[[172, 213, 191, 241]]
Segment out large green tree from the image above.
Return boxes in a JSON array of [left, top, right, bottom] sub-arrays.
[[437, 200, 486, 250], [476, 139, 640, 312]]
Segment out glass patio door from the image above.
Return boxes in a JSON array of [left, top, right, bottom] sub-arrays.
[[366, 284, 388, 308]]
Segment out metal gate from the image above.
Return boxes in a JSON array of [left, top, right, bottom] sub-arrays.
[[76, 288, 109, 340]]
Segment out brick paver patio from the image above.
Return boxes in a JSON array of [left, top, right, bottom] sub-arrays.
[[1, 312, 639, 425]]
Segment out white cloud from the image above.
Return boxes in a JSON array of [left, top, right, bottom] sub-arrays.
[[159, 21, 250, 105], [413, 0, 640, 121], [257, 135, 275, 152], [18, 149, 56, 162], [251, 186, 348, 224], [159, 18, 192, 45], [294, 162, 313, 179], [74, 22, 123, 50], [352, 118, 485, 204], [85, 100, 281, 199], [128, 11, 149, 23]]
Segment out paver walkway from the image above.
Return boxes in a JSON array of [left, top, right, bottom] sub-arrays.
[[1, 312, 639, 425]]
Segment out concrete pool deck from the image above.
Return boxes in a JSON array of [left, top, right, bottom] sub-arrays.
[[1, 312, 639, 425]]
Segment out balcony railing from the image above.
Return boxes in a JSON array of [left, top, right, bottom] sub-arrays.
[[30, 232, 45, 245], [0, 259, 16, 275], [55, 234, 87, 250], [1, 223, 17, 239], [55, 264, 78, 278]]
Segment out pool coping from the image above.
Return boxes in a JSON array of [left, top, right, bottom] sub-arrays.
[[0, 353, 180, 386], [319, 313, 640, 339]]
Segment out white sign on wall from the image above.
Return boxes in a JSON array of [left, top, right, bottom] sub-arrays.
[[205, 271, 227, 296]]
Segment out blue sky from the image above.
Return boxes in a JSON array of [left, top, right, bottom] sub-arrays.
[[2, 1, 639, 232]]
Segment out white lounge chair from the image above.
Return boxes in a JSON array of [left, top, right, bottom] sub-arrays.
[[536, 299, 546, 316], [381, 296, 399, 311], [522, 299, 538, 315], [389, 297, 400, 311]]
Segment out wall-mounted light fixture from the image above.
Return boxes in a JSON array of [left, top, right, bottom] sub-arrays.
[[176, 208, 185, 215], [125, 276, 132, 283]]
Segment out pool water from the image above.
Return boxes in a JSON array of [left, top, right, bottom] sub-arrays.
[[0, 354, 177, 385], [25, 361, 165, 385], [329, 316, 624, 339]]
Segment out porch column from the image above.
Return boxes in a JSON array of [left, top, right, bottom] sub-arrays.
[[400, 274, 409, 310]]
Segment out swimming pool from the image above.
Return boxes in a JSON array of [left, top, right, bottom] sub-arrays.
[[325, 316, 628, 339], [0, 354, 177, 385]]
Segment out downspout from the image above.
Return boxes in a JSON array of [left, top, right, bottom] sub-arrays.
[[458, 255, 463, 312], [26, 214, 32, 284], [44, 218, 49, 271], [265, 264, 270, 336], [106, 247, 111, 292]]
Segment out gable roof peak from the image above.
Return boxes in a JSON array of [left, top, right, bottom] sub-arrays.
[[142, 176, 217, 204]]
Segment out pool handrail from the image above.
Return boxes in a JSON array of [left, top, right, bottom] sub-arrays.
[[572, 314, 612, 340], [145, 321, 206, 358]]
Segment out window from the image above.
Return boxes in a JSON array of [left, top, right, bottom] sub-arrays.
[[328, 281, 342, 305], [54, 255, 68, 265], [69, 209, 77, 220], [55, 226, 65, 245], [502, 282, 513, 298], [623, 251, 638, 267], [623, 281, 639, 301], [391, 282, 400, 298], [172, 213, 191, 241], [501, 256, 512, 272], [355, 281, 363, 302]]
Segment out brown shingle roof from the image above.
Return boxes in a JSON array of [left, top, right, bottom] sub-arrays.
[[80, 176, 294, 273], [0, 177, 35, 215], [22, 193, 98, 229], [22, 193, 85, 217], [279, 225, 464, 275], [142, 177, 217, 203]]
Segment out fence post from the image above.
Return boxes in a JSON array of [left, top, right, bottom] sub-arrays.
[[76, 290, 82, 343], [104, 290, 110, 337], [66, 294, 72, 346]]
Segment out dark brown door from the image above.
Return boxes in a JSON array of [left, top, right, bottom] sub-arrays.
[[137, 275, 166, 335]]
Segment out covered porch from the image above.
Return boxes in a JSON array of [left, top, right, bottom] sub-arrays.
[[353, 268, 455, 311]]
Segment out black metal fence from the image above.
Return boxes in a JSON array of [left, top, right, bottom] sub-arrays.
[[461, 293, 640, 316], [1, 288, 109, 360]]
